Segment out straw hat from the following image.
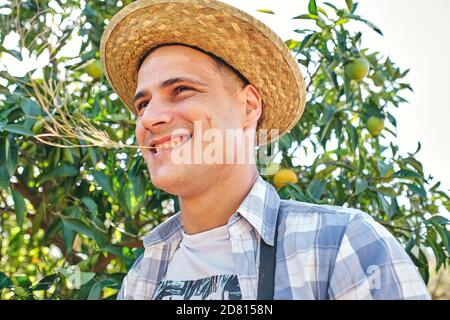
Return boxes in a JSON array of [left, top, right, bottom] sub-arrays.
[[100, 0, 306, 145]]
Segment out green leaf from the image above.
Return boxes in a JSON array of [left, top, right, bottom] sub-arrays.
[[12, 189, 26, 228], [318, 105, 336, 126], [307, 180, 326, 201], [62, 216, 108, 247], [355, 177, 368, 195], [336, 17, 350, 25], [392, 169, 422, 180], [426, 237, 444, 271], [2, 124, 34, 137], [407, 251, 425, 268], [118, 184, 132, 215], [81, 196, 98, 217], [0, 272, 13, 289], [101, 245, 126, 258], [343, 69, 351, 103], [348, 14, 383, 36], [61, 217, 94, 240], [133, 173, 146, 198], [299, 32, 319, 51], [32, 201, 47, 235], [60, 207, 80, 252], [345, 0, 353, 11], [323, 2, 338, 11], [403, 183, 426, 198], [377, 192, 393, 219], [4, 136, 18, 176], [257, 9, 275, 14], [99, 279, 122, 291], [314, 165, 337, 180], [58, 268, 95, 287], [0, 164, 10, 190], [21, 98, 43, 117], [293, 13, 320, 20], [317, 7, 328, 18], [0, 45, 22, 61], [87, 282, 102, 300], [285, 183, 309, 202], [427, 215, 450, 225], [405, 237, 415, 253], [38, 164, 79, 184], [319, 118, 334, 145], [402, 157, 423, 176], [132, 247, 145, 260], [419, 249, 430, 284], [285, 39, 300, 50], [374, 186, 398, 198], [412, 141, 421, 155], [377, 161, 392, 177], [357, 156, 365, 175], [308, 0, 318, 15], [62, 225, 76, 253], [430, 181, 441, 192], [174, 196, 180, 213], [31, 274, 58, 291], [346, 123, 358, 152], [88, 147, 97, 165], [14, 275, 32, 288], [92, 171, 115, 196], [430, 222, 450, 256]]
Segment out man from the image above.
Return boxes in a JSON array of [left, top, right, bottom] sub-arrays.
[[100, 0, 430, 300]]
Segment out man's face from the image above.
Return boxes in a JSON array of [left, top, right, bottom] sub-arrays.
[[134, 45, 253, 196]]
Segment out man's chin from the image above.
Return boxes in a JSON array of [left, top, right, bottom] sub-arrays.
[[149, 167, 184, 194]]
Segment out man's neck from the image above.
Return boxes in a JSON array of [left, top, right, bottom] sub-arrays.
[[178, 166, 259, 235]]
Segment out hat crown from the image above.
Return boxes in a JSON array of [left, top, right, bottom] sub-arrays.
[[100, 0, 306, 145]]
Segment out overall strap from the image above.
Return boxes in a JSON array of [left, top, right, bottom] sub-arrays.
[[256, 212, 279, 300]]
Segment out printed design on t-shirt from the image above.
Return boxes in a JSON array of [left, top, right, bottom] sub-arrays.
[[153, 274, 241, 300]]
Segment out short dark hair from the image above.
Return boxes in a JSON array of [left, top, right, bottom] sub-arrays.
[[136, 42, 250, 86]]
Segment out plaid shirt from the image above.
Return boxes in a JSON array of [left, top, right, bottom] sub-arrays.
[[117, 176, 430, 300]]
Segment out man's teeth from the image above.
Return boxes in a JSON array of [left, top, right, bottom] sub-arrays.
[[154, 138, 184, 153]]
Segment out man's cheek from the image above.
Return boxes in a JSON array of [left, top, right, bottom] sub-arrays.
[[135, 124, 146, 145]]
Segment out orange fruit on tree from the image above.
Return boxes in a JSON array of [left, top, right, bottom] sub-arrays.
[[345, 58, 370, 81], [85, 60, 103, 79], [273, 168, 298, 188], [366, 116, 385, 137]]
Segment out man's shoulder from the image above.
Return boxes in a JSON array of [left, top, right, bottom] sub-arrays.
[[276, 199, 391, 247], [278, 199, 373, 226]]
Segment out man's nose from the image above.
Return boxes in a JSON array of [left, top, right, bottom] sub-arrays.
[[140, 101, 173, 132]]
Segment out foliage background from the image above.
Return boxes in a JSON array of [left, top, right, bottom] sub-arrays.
[[0, 0, 449, 299]]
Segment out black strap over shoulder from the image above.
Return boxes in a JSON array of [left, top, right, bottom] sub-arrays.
[[256, 214, 279, 300]]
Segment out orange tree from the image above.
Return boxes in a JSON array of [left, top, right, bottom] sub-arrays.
[[0, 0, 449, 299]]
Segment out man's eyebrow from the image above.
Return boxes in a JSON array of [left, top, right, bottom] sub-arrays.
[[133, 77, 207, 104]]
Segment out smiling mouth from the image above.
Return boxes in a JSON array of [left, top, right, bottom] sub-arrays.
[[150, 135, 192, 155]]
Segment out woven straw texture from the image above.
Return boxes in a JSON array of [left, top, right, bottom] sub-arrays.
[[100, 0, 306, 144]]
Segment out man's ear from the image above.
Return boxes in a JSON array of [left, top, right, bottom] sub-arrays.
[[242, 84, 262, 129]]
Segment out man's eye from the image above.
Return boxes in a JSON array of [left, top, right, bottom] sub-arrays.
[[175, 86, 192, 94], [137, 101, 148, 113]]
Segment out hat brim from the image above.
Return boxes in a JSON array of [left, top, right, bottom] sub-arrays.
[[100, 0, 306, 145]]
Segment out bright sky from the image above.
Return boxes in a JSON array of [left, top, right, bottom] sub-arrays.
[[221, 0, 450, 192], [1, 0, 449, 194]]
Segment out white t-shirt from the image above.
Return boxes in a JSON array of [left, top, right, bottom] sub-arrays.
[[153, 224, 241, 300]]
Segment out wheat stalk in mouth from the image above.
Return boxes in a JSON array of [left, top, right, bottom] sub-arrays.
[[28, 77, 156, 150]]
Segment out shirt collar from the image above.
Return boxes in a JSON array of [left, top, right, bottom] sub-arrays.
[[143, 175, 280, 247], [234, 175, 280, 246]]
